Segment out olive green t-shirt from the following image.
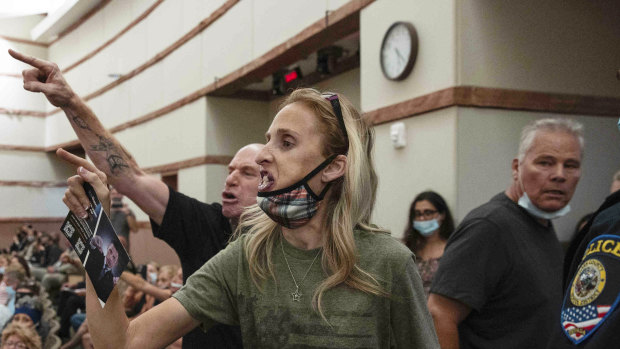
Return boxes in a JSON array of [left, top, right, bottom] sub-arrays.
[[173, 229, 439, 348]]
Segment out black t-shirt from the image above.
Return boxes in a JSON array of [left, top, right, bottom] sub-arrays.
[[547, 190, 620, 348], [431, 193, 564, 349], [150, 187, 243, 349]]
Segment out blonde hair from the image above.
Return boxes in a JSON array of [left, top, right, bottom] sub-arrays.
[[1, 323, 41, 349], [158, 265, 179, 280], [236, 88, 388, 321]]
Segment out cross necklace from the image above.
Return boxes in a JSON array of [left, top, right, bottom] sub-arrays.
[[280, 235, 322, 302]]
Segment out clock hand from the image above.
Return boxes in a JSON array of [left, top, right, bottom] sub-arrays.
[[394, 48, 405, 64]]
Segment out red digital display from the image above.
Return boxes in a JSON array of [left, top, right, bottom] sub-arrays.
[[284, 70, 298, 83]]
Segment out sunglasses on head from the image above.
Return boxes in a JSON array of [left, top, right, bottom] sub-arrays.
[[323, 93, 349, 154]]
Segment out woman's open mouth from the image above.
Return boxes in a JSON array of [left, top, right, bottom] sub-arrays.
[[258, 170, 275, 192]]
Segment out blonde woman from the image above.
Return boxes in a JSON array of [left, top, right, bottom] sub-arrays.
[[62, 89, 438, 348], [1, 324, 41, 349]]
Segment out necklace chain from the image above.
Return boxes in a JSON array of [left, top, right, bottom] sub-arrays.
[[280, 235, 321, 302]]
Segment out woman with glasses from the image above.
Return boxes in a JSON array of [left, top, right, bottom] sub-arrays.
[[404, 191, 455, 297], [63, 88, 439, 348], [1, 324, 40, 349]]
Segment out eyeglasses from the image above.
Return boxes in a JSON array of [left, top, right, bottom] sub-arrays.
[[414, 210, 438, 219], [323, 93, 349, 153], [3, 341, 27, 349]]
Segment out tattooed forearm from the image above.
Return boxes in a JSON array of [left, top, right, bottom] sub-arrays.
[[72, 116, 91, 131], [89, 135, 131, 176]]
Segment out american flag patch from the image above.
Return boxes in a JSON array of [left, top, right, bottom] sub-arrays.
[[562, 304, 610, 341]]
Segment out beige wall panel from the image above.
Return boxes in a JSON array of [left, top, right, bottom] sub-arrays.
[[63, 57, 92, 98], [102, 0, 134, 40], [252, 0, 324, 58], [459, 0, 620, 96], [0, 41, 47, 72], [177, 164, 228, 207], [327, 0, 351, 10], [0, 14, 44, 37], [205, 97, 270, 155], [0, 187, 67, 217], [205, 164, 229, 206], [44, 112, 74, 146], [127, 61, 165, 119], [200, 1, 252, 86], [456, 108, 620, 242], [0, 150, 73, 181], [373, 108, 457, 240], [0, 77, 47, 112], [360, 0, 456, 112], [178, 165, 208, 203], [90, 82, 131, 130], [313, 68, 361, 110], [181, 0, 227, 34], [145, 0, 184, 59], [115, 98, 207, 168], [108, 18, 150, 79], [162, 36, 203, 104], [0, 114, 46, 147], [131, 0, 160, 19], [48, 27, 81, 68]]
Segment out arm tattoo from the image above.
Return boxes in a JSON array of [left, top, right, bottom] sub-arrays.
[[72, 116, 91, 131], [89, 135, 130, 175]]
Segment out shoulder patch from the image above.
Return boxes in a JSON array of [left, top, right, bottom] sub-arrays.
[[561, 234, 620, 344]]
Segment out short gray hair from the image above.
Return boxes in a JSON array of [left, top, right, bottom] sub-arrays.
[[518, 118, 584, 162]]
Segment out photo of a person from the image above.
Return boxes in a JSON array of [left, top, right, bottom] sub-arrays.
[[85, 232, 125, 303]]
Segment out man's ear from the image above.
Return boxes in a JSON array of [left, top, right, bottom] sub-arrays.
[[511, 158, 519, 182], [322, 155, 347, 183]]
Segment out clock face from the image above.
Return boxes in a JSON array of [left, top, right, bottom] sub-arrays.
[[380, 22, 418, 81]]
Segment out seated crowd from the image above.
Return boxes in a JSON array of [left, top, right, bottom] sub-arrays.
[[0, 224, 182, 349]]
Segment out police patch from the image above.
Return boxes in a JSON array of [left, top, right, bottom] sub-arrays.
[[561, 235, 620, 344]]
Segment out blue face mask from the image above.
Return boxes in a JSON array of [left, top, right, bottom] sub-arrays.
[[6, 286, 16, 313], [148, 272, 158, 284], [0, 267, 5, 275], [413, 219, 440, 236], [518, 192, 571, 220]]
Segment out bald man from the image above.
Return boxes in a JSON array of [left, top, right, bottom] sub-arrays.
[[10, 49, 256, 348]]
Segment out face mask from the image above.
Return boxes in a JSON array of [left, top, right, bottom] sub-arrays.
[[257, 155, 337, 229], [170, 282, 182, 289], [0, 267, 5, 275], [148, 272, 158, 284], [518, 192, 571, 220], [413, 219, 440, 236], [6, 286, 16, 313]]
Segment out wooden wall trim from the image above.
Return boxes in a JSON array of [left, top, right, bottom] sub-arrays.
[[0, 180, 66, 188], [209, 0, 374, 97], [0, 73, 20, 78], [62, 0, 164, 74], [47, 0, 372, 138], [0, 108, 47, 118], [0, 217, 64, 224], [0, 144, 46, 152], [364, 86, 620, 125], [48, 0, 113, 45], [0, 35, 48, 48], [40, 0, 239, 119], [143, 155, 233, 174]]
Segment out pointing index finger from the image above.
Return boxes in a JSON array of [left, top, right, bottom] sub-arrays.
[[56, 148, 99, 173], [8, 49, 50, 70]]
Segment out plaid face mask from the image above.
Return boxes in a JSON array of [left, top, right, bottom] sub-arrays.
[[257, 155, 336, 229]]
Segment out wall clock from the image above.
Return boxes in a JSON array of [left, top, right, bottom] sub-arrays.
[[380, 21, 418, 81]]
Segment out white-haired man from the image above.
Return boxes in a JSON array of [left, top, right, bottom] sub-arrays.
[[428, 118, 583, 349]]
